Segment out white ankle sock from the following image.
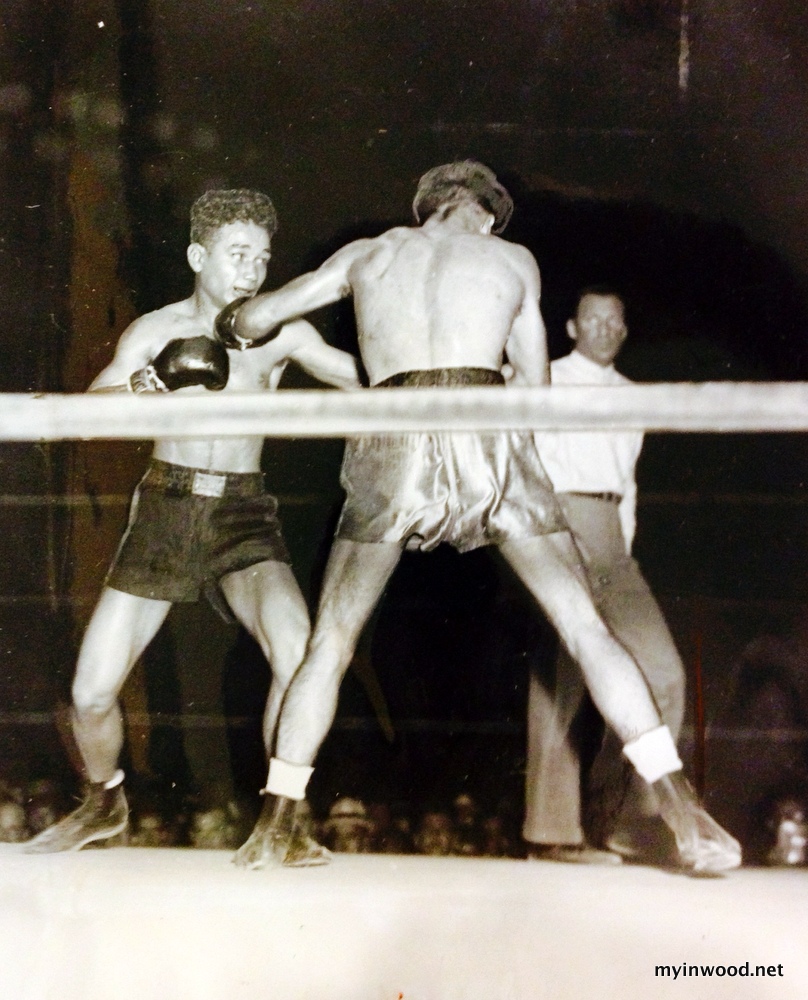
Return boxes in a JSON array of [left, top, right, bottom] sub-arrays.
[[622, 726, 683, 784], [265, 758, 314, 801]]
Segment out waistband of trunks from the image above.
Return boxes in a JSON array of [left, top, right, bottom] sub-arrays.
[[375, 367, 505, 388], [142, 459, 265, 497], [566, 491, 623, 504]]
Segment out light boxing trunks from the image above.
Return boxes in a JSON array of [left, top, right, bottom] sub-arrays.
[[107, 459, 291, 621], [336, 367, 568, 552]]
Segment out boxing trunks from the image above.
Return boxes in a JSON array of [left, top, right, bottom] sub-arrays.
[[107, 459, 290, 621], [336, 367, 567, 552]]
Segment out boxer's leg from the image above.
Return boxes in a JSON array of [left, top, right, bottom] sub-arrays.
[[26, 588, 171, 852], [276, 540, 402, 764], [553, 495, 684, 855], [590, 564, 686, 858], [72, 588, 172, 780], [501, 533, 661, 740], [500, 532, 740, 874], [222, 560, 311, 755], [234, 540, 401, 869]]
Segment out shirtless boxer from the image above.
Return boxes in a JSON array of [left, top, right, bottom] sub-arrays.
[[215, 163, 740, 875], [25, 189, 359, 853]]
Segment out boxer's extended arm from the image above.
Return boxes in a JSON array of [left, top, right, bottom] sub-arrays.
[[216, 239, 374, 349], [275, 320, 360, 389], [502, 250, 549, 387]]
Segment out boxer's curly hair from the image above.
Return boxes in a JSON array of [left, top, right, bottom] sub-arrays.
[[190, 189, 278, 247]]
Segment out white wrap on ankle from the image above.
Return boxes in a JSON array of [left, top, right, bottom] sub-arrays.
[[103, 769, 125, 790], [265, 758, 314, 801], [622, 726, 683, 784]]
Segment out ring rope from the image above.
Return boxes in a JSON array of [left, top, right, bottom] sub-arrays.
[[0, 382, 806, 441]]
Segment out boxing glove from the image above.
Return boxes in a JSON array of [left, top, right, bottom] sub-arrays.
[[214, 296, 281, 351], [130, 336, 230, 393]]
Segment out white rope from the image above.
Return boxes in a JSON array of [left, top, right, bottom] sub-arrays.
[[0, 382, 806, 441]]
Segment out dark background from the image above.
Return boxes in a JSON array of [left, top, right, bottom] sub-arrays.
[[1, 0, 808, 851]]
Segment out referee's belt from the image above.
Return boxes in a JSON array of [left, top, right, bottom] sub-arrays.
[[566, 491, 623, 504]]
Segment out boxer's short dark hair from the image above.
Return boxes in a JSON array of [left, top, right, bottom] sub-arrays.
[[412, 161, 514, 234]]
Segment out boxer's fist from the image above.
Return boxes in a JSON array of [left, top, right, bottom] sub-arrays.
[[130, 336, 229, 392], [214, 296, 281, 351]]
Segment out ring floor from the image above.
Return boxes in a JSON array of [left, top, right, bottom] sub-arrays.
[[1, 844, 805, 1000]]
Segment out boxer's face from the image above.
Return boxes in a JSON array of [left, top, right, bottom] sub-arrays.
[[567, 293, 627, 367], [189, 220, 271, 308]]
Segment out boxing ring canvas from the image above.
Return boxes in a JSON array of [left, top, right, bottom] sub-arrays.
[[2, 844, 807, 1000]]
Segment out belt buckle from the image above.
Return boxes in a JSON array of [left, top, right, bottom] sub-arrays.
[[192, 471, 227, 498]]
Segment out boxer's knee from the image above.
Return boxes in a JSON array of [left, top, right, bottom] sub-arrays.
[[303, 626, 356, 681], [258, 612, 311, 684], [72, 674, 118, 718]]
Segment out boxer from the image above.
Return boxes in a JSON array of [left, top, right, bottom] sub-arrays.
[[26, 188, 359, 853], [218, 164, 740, 876]]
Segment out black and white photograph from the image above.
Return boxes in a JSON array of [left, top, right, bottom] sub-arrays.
[[1, 2, 807, 997]]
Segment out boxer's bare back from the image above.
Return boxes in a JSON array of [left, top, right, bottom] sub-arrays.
[[238, 206, 549, 387], [347, 222, 546, 384]]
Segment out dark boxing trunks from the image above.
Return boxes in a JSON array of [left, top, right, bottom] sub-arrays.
[[336, 367, 567, 552], [107, 459, 290, 621]]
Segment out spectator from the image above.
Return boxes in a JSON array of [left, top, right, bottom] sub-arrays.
[[414, 809, 456, 856], [321, 797, 375, 854], [366, 801, 414, 854], [0, 799, 29, 843], [480, 815, 516, 858], [25, 779, 62, 836], [129, 809, 174, 848], [707, 612, 808, 862], [765, 797, 807, 867], [451, 793, 484, 856], [189, 805, 241, 849]]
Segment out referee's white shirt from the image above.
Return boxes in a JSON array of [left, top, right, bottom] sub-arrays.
[[534, 349, 644, 554]]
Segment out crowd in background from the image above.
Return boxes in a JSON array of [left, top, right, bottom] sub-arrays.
[[1, 772, 805, 865], [0, 774, 524, 858], [0, 779, 524, 857]]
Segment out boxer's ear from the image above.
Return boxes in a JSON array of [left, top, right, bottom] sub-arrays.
[[187, 242, 206, 273]]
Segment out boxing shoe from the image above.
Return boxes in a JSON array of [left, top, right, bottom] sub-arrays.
[[527, 842, 622, 865], [24, 779, 128, 854], [233, 794, 332, 870], [652, 772, 742, 876], [605, 816, 678, 867]]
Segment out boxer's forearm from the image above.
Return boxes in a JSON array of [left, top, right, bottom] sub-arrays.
[[234, 291, 289, 340]]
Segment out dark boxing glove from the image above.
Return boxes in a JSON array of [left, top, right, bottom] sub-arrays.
[[214, 296, 281, 351], [130, 336, 230, 393]]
